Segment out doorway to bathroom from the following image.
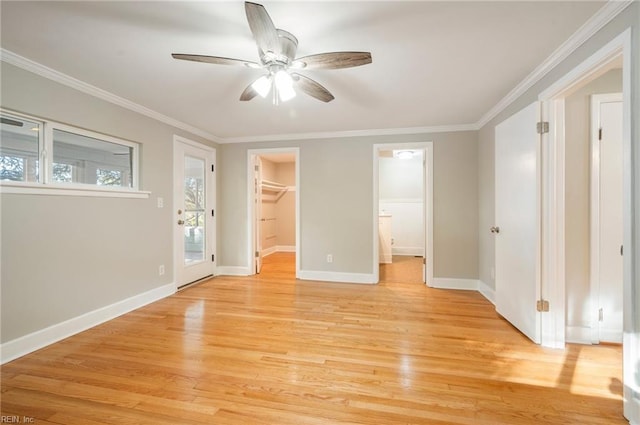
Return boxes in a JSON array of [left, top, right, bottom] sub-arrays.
[[373, 142, 433, 285]]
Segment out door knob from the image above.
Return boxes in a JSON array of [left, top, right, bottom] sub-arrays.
[[490, 226, 500, 234], [177, 219, 185, 225]]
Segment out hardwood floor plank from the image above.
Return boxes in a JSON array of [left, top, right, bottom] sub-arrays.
[[1, 253, 624, 424]]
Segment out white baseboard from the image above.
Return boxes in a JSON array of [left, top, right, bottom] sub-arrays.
[[1, 282, 175, 364], [431, 277, 479, 291], [566, 326, 593, 344], [379, 254, 392, 264], [276, 245, 296, 253], [298, 270, 376, 284], [262, 246, 296, 258], [478, 280, 496, 305], [262, 246, 277, 257], [217, 266, 252, 276], [599, 329, 623, 344], [566, 326, 624, 345], [392, 247, 424, 256]]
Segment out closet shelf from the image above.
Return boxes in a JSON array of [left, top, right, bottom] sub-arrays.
[[261, 179, 288, 202]]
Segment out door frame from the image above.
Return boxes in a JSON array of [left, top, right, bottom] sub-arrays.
[[373, 142, 433, 285], [590, 92, 624, 344], [538, 28, 636, 421], [247, 147, 300, 277], [538, 29, 630, 345], [172, 135, 217, 288]]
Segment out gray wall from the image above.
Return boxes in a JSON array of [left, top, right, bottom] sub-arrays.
[[218, 131, 479, 279], [564, 69, 622, 330], [477, 3, 639, 292], [0, 63, 217, 343]]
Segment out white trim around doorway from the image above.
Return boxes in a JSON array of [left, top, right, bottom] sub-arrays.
[[373, 142, 434, 286], [247, 147, 300, 278], [537, 28, 637, 422]]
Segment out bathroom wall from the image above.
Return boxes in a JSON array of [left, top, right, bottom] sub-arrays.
[[379, 151, 424, 256]]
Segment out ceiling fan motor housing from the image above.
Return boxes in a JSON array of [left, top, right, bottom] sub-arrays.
[[269, 29, 298, 66]]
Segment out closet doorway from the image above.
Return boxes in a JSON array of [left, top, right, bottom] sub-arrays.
[[373, 143, 433, 285], [248, 148, 299, 278]]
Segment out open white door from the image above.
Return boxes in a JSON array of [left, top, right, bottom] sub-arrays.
[[494, 102, 541, 344]]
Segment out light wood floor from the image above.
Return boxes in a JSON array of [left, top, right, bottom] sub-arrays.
[[1, 252, 624, 424], [379, 255, 424, 283]]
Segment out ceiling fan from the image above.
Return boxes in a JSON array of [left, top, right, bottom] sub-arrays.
[[172, 1, 372, 104]]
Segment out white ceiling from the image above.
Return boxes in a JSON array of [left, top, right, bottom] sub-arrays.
[[0, 1, 607, 142]]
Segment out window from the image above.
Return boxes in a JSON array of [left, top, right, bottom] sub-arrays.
[[0, 110, 142, 195], [0, 115, 42, 182], [52, 128, 133, 188]]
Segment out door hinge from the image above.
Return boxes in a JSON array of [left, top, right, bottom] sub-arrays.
[[211, 164, 215, 172], [212, 254, 215, 262], [536, 300, 550, 312], [211, 209, 215, 217], [536, 121, 549, 134], [620, 245, 623, 256], [598, 308, 604, 322], [598, 128, 602, 141], [255, 165, 259, 172], [255, 251, 259, 258]]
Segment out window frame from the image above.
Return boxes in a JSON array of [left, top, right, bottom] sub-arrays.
[[0, 109, 148, 198]]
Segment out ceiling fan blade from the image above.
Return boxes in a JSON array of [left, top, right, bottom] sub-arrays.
[[292, 52, 372, 70], [171, 53, 260, 68], [292, 74, 334, 103], [245, 2, 281, 56], [240, 83, 259, 101]]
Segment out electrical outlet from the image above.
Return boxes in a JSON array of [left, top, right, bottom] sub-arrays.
[[159, 265, 165, 276], [157, 197, 164, 208], [326, 254, 333, 263]]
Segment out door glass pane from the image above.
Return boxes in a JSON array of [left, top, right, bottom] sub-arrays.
[[184, 155, 205, 264], [0, 114, 41, 182]]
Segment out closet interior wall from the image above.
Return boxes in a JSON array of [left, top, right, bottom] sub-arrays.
[[260, 158, 296, 256]]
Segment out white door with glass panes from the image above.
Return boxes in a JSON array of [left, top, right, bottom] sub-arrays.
[[174, 138, 216, 287]]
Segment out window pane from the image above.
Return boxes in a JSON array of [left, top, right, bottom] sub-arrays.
[[96, 168, 122, 186], [52, 163, 73, 183], [53, 129, 132, 187], [184, 156, 205, 264], [0, 114, 41, 182]]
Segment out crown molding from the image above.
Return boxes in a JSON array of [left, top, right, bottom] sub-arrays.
[[475, 0, 633, 129], [219, 123, 478, 144], [0, 48, 222, 143], [1, 0, 629, 144], [1, 47, 474, 143]]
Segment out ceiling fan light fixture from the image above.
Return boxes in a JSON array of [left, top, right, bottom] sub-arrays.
[[251, 75, 272, 98], [172, 2, 372, 104], [275, 70, 296, 102]]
